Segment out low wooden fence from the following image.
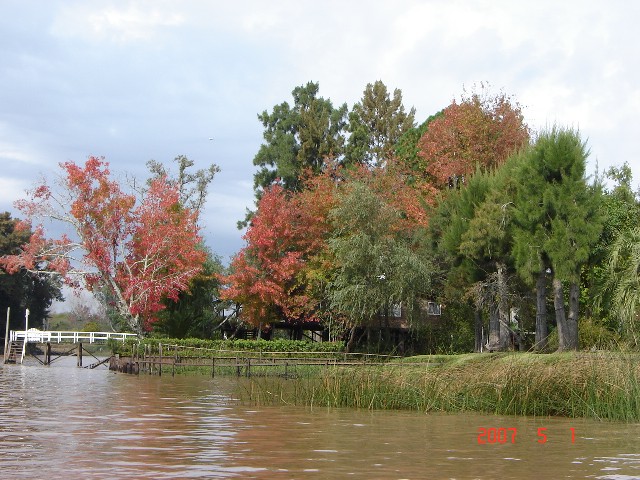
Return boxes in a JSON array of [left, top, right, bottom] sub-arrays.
[[110, 343, 400, 378]]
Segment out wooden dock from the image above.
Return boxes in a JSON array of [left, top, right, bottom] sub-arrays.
[[4, 329, 137, 365], [110, 343, 400, 378]]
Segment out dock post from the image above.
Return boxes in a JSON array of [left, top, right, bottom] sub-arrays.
[[77, 342, 83, 367], [211, 355, 215, 378], [158, 343, 162, 377], [3, 307, 9, 364], [45, 342, 51, 365]]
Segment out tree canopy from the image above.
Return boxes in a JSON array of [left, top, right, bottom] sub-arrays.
[[0, 157, 208, 333]]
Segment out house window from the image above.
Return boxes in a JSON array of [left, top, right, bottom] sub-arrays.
[[426, 302, 441, 316]]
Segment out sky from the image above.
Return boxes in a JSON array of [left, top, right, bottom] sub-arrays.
[[1, 0, 639, 268]]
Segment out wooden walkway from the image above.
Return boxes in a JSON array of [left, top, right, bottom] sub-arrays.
[[111, 343, 400, 378], [4, 329, 137, 365]]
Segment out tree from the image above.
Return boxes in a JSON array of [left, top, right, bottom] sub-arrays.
[[512, 128, 602, 351], [152, 248, 226, 338], [146, 155, 219, 215], [327, 180, 434, 351], [417, 86, 529, 188], [220, 178, 335, 326], [605, 227, 640, 344], [252, 81, 348, 194], [0, 212, 63, 330], [0, 157, 207, 334], [394, 111, 443, 175], [586, 164, 640, 328], [346, 80, 416, 168]]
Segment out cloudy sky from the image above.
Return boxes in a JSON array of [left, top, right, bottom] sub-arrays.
[[1, 0, 639, 265]]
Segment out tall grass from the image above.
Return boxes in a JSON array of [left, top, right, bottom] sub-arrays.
[[238, 352, 640, 421]]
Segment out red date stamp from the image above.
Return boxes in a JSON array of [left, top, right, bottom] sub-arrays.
[[477, 427, 575, 444]]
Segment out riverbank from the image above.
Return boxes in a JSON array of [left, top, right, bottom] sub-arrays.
[[239, 351, 640, 421]]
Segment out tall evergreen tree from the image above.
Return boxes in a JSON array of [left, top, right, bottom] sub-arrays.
[[346, 80, 415, 168], [512, 127, 602, 351], [252, 82, 348, 194]]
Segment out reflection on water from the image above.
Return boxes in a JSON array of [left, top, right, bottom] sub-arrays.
[[1, 358, 640, 479]]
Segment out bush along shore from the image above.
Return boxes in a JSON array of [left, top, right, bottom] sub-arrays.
[[237, 351, 640, 422]]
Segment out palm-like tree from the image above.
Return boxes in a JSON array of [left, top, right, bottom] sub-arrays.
[[607, 226, 640, 344]]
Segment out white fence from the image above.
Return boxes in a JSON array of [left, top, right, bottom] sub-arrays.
[[10, 329, 137, 344]]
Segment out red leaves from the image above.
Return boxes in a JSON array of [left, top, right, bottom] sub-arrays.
[[417, 91, 529, 187], [221, 180, 335, 325], [0, 156, 205, 331]]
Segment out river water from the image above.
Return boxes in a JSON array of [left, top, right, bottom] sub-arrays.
[[1, 359, 640, 479]]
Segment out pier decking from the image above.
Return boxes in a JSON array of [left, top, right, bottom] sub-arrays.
[[3, 329, 137, 365]]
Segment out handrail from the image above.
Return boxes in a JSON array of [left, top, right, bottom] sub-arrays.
[[10, 330, 138, 344]]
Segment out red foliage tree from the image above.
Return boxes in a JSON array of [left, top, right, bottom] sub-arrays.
[[220, 170, 337, 326], [0, 156, 206, 333], [417, 88, 530, 188]]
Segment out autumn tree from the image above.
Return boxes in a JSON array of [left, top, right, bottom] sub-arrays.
[[0, 157, 207, 334], [417, 86, 529, 188], [0, 212, 63, 330], [220, 175, 336, 327], [346, 80, 416, 168]]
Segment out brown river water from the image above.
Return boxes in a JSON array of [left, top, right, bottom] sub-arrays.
[[1, 357, 640, 479]]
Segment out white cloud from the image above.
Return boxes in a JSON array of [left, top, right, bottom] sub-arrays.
[[51, 3, 184, 44]]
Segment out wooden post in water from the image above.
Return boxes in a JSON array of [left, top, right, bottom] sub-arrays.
[[45, 342, 51, 365], [77, 342, 83, 367], [172, 345, 176, 377], [211, 355, 215, 378], [3, 307, 9, 364], [158, 342, 162, 377]]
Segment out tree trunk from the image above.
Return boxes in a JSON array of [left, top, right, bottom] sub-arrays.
[[496, 265, 510, 350], [553, 277, 569, 351], [535, 270, 548, 351], [488, 302, 501, 351], [566, 282, 579, 350], [345, 327, 357, 353], [474, 308, 483, 353]]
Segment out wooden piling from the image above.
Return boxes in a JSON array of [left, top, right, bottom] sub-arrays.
[[45, 342, 51, 365], [3, 307, 9, 364], [77, 342, 83, 367], [158, 342, 162, 377]]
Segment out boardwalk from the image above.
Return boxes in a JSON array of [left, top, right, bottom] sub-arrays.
[[4, 329, 137, 365]]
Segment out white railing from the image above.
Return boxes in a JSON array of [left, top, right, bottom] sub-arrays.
[[10, 329, 137, 344]]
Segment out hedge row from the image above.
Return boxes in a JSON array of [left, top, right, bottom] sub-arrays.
[[110, 337, 345, 356]]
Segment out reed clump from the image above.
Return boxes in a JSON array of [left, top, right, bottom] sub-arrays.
[[240, 352, 640, 421]]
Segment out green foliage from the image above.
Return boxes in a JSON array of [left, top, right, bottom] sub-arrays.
[[394, 112, 443, 175], [546, 319, 622, 351], [346, 80, 415, 168], [81, 321, 103, 332], [111, 337, 345, 356], [146, 155, 219, 214], [605, 227, 640, 343], [513, 127, 602, 283], [151, 248, 226, 339], [0, 212, 63, 330], [587, 163, 640, 329], [244, 353, 640, 421], [327, 181, 433, 327], [252, 81, 348, 194]]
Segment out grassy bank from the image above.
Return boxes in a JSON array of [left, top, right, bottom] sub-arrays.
[[238, 352, 640, 421]]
